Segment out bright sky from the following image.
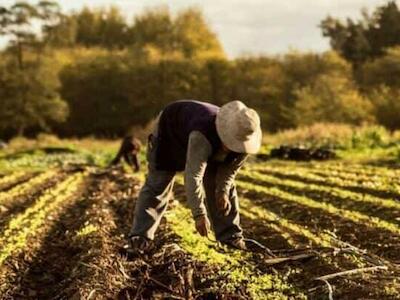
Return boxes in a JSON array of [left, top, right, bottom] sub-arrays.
[[0, 0, 395, 57]]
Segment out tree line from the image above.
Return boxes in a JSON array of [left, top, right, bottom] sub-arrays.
[[1, 1, 400, 138]]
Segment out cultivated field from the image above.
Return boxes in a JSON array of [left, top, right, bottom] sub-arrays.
[[0, 148, 399, 299]]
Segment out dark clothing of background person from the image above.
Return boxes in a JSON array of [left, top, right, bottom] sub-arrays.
[[111, 136, 142, 172]]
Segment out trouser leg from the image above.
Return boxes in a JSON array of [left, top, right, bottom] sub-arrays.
[[129, 134, 175, 240], [203, 164, 243, 242]]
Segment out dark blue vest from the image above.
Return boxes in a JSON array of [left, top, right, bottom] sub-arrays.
[[155, 100, 222, 171]]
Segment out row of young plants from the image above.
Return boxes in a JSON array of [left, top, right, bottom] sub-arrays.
[[236, 179, 400, 236], [311, 168, 400, 187], [0, 171, 30, 191], [0, 172, 86, 265], [257, 160, 399, 182], [252, 163, 400, 197], [307, 162, 400, 179], [240, 169, 400, 223], [0, 170, 58, 205]]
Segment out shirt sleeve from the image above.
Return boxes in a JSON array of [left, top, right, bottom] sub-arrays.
[[184, 131, 212, 219], [215, 153, 248, 195]]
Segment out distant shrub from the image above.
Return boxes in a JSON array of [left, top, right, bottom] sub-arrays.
[[36, 134, 63, 146], [264, 123, 353, 148], [265, 123, 395, 149], [392, 130, 400, 143], [349, 125, 391, 149], [7, 137, 36, 150]]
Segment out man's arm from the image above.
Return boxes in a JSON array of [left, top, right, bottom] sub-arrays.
[[215, 153, 248, 196], [184, 131, 212, 220], [132, 154, 140, 172], [110, 146, 124, 165], [110, 138, 130, 165]]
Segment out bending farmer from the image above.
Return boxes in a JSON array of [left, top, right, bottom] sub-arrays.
[[129, 100, 262, 250]]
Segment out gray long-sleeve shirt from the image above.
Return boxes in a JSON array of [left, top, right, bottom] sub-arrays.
[[184, 131, 248, 219]]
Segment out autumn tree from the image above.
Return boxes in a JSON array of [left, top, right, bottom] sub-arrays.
[[369, 86, 400, 130], [321, 1, 400, 67], [0, 56, 68, 135], [130, 6, 224, 59], [0, 1, 68, 135], [291, 74, 374, 126]]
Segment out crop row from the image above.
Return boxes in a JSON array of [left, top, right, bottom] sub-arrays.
[[240, 169, 400, 223], [311, 169, 400, 188], [308, 162, 400, 178], [0, 170, 58, 205], [0, 171, 30, 191], [0, 172, 85, 265], [251, 163, 400, 197], [236, 179, 400, 236]]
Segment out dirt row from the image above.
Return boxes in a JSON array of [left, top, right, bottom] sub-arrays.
[[0, 167, 242, 299]]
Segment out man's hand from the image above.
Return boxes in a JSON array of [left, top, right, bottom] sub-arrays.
[[195, 215, 210, 237], [216, 192, 231, 216]]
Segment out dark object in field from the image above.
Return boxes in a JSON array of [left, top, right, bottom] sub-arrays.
[[267, 145, 336, 161], [111, 135, 142, 172], [40, 147, 76, 154]]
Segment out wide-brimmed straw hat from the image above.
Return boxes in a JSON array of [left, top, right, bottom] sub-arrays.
[[216, 100, 262, 154]]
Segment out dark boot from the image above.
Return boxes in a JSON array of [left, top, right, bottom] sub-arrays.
[[221, 237, 247, 251]]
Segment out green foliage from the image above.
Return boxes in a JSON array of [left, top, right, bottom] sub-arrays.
[[3, 2, 400, 138], [0, 1, 62, 68], [0, 1, 68, 136], [291, 73, 374, 126], [264, 123, 398, 154], [278, 51, 358, 129], [174, 8, 225, 59], [0, 56, 68, 135], [131, 6, 175, 54], [75, 7, 130, 49], [59, 52, 131, 136], [350, 125, 391, 149], [361, 47, 400, 88], [321, 1, 400, 66]]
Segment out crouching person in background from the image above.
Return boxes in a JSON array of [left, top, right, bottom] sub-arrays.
[[110, 135, 142, 172]]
